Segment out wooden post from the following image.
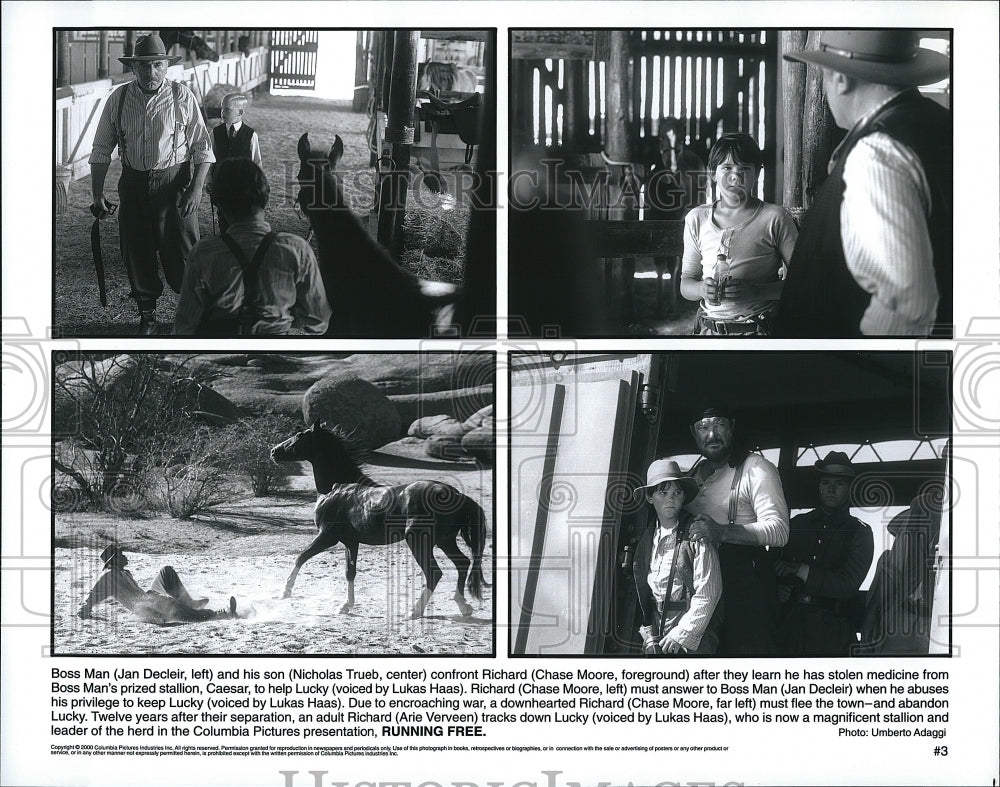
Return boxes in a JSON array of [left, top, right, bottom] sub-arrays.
[[379, 32, 394, 114], [97, 30, 110, 79], [455, 29, 498, 336], [376, 30, 419, 258], [606, 31, 631, 162], [124, 31, 136, 73], [606, 31, 637, 221], [352, 30, 369, 112], [781, 30, 807, 208], [801, 30, 839, 207], [57, 31, 70, 87]]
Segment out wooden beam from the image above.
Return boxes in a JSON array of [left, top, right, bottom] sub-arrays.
[[801, 30, 841, 207], [420, 30, 488, 42], [512, 42, 595, 61], [605, 31, 631, 161], [781, 31, 806, 207], [377, 30, 419, 258], [57, 31, 70, 88]]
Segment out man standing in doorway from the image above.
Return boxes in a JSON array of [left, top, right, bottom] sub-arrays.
[[684, 405, 789, 655], [89, 34, 215, 335], [774, 30, 952, 337], [775, 452, 874, 656]]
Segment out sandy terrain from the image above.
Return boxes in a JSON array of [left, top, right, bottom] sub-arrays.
[[53, 439, 493, 656]]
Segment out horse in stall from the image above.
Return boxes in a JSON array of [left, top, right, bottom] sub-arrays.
[[296, 132, 461, 337], [159, 29, 219, 62], [417, 62, 479, 94], [270, 424, 489, 618]]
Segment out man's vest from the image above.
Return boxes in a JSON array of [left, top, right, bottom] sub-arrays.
[[212, 123, 255, 162], [774, 90, 952, 337]]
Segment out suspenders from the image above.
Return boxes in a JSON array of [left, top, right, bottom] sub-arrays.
[[655, 518, 692, 638], [217, 231, 279, 335], [114, 80, 184, 169]]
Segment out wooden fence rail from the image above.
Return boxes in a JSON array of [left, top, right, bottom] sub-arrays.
[[55, 47, 269, 182]]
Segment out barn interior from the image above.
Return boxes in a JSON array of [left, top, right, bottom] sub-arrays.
[[508, 29, 951, 337], [54, 29, 496, 337], [510, 351, 951, 655]]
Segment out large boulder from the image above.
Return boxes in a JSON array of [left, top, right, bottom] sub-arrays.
[[424, 435, 467, 461], [302, 377, 401, 450], [323, 353, 494, 396], [389, 385, 493, 431], [53, 354, 242, 435], [166, 354, 494, 427], [408, 414, 468, 439], [461, 427, 494, 465], [463, 404, 494, 430]]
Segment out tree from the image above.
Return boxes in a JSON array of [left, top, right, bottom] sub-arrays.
[[52, 354, 228, 511], [218, 413, 301, 496]]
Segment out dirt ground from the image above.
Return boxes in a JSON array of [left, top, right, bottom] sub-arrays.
[[53, 438, 493, 656], [54, 94, 468, 336]]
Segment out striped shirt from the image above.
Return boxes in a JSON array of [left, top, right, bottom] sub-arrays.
[[89, 79, 214, 171], [642, 525, 722, 651], [835, 96, 938, 336]]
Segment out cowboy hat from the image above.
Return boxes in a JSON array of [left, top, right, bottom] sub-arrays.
[[814, 451, 856, 478], [118, 34, 183, 67], [633, 458, 699, 504], [99, 544, 127, 568], [783, 30, 949, 87]]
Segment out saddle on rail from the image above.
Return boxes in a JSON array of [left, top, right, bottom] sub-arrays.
[[418, 91, 482, 163]]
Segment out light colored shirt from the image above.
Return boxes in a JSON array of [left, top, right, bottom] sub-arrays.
[[835, 100, 938, 335], [78, 568, 146, 615], [682, 201, 798, 320], [89, 79, 215, 170], [223, 121, 263, 167], [174, 219, 331, 335], [685, 453, 789, 547], [644, 524, 722, 651]]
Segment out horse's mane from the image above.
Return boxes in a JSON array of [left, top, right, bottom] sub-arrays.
[[314, 423, 376, 486]]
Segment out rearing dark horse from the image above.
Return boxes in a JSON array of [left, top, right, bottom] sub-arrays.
[[270, 424, 488, 618]]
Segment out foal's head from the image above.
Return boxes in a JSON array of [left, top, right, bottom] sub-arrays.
[[296, 133, 345, 216]]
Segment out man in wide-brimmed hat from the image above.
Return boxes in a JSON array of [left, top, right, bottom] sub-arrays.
[[774, 29, 952, 338], [89, 33, 215, 335], [682, 404, 789, 656], [774, 451, 874, 655], [77, 544, 237, 625]]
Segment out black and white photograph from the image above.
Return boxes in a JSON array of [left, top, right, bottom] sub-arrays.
[[508, 29, 952, 338], [53, 28, 497, 338], [4, 2, 999, 787], [52, 352, 495, 655], [510, 352, 951, 657]]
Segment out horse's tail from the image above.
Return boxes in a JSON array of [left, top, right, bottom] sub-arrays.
[[462, 499, 489, 600]]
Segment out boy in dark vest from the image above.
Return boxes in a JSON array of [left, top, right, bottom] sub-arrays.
[[210, 93, 262, 233], [774, 30, 952, 338]]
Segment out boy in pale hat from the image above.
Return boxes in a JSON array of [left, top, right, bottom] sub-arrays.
[[631, 458, 723, 655], [774, 30, 952, 338]]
